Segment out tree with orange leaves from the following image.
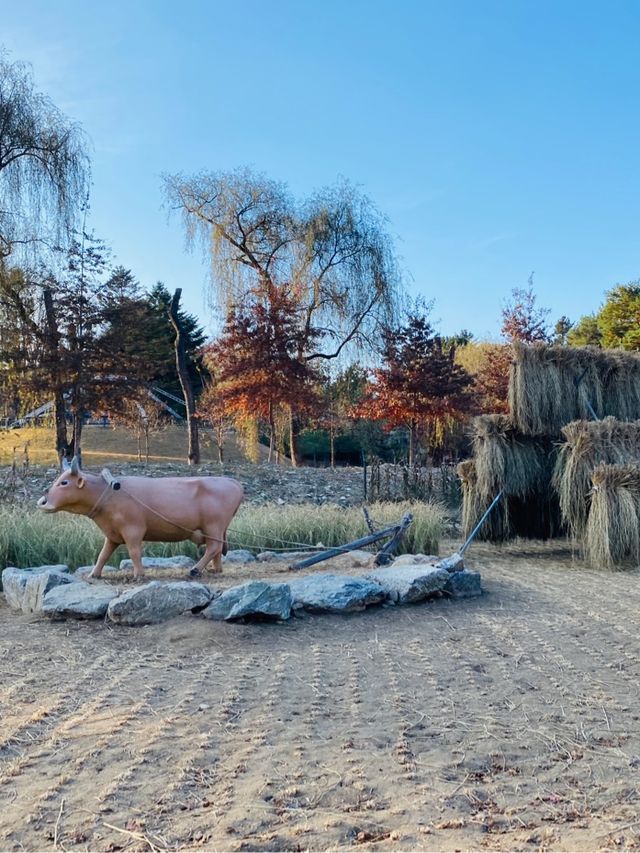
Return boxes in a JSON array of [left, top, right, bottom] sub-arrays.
[[357, 311, 475, 466], [202, 285, 321, 464]]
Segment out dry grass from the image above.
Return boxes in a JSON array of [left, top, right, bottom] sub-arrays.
[[509, 343, 640, 436], [554, 418, 640, 538], [585, 463, 640, 569]]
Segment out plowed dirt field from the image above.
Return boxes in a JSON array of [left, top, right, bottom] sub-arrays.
[[1, 542, 640, 851]]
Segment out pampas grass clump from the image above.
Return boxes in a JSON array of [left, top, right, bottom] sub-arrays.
[[554, 417, 640, 538], [509, 343, 640, 436], [585, 464, 640, 569]]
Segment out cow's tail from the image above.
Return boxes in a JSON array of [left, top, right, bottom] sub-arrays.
[[222, 534, 228, 556]]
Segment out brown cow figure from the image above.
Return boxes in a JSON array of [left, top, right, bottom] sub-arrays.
[[37, 458, 244, 579]]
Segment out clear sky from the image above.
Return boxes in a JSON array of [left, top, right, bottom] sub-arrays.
[[3, 0, 639, 340]]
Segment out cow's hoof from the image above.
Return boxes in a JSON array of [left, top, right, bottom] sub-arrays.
[[189, 568, 202, 578]]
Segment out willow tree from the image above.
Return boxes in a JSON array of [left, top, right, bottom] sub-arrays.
[[0, 52, 89, 258], [163, 169, 401, 463]]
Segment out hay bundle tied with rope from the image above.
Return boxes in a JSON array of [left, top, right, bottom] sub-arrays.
[[509, 343, 640, 436], [554, 418, 640, 538], [458, 415, 562, 541], [585, 464, 640, 569]]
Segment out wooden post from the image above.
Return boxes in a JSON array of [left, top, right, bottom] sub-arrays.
[[373, 513, 413, 566]]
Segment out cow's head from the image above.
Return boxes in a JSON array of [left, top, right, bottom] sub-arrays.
[[37, 456, 86, 513]]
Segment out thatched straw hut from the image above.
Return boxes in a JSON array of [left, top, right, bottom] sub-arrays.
[[457, 415, 562, 542], [509, 343, 640, 436], [585, 464, 640, 568], [554, 418, 640, 538]]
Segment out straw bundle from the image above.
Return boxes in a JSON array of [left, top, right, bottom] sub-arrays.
[[585, 464, 640, 568], [457, 414, 562, 542], [472, 414, 554, 500], [509, 343, 640, 436], [457, 458, 510, 541], [554, 418, 640, 538]]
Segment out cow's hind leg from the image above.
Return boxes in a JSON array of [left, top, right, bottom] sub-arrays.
[[189, 536, 223, 577]]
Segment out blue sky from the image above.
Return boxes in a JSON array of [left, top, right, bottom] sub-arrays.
[[4, 0, 639, 339]]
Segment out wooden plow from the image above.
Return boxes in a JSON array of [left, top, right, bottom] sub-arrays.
[[290, 512, 413, 570]]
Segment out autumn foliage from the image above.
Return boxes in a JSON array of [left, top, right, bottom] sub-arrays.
[[355, 313, 475, 465], [200, 285, 321, 464]]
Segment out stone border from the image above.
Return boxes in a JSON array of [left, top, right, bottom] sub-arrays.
[[2, 556, 482, 627]]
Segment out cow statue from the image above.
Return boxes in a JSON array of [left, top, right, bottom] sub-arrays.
[[37, 457, 244, 580]]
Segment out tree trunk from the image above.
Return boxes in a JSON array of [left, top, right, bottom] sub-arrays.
[[329, 415, 336, 469], [72, 408, 83, 467], [408, 422, 416, 468], [42, 289, 72, 465], [144, 427, 150, 466], [288, 406, 299, 467], [168, 288, 200, 465], [268, 402, 275, 464]]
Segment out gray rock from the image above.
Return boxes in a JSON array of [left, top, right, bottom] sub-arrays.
[[365, 565, 449, 604], [107, 581, 212, 625], [2, 566, 76, 613], [223, 549, 256, 564], [390, 553, 439, 567], [288, 573, 386, 613], [348, 550, 375, 567], [202, 580, 292, 622], [256, 551, 280, 562], [42, 582, 119, 619], [119, 555, 195, 573], [444, 570, 482, 598]]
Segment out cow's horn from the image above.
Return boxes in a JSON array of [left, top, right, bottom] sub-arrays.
[[69, 456, 80, 475], [62, 458, 71, 471]]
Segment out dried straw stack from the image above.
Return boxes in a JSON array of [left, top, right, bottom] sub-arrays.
[[554, 418, 640, 538], [509, 343, 640, 436], [585, 464, 640, 568], [458, 415, 562, 541]]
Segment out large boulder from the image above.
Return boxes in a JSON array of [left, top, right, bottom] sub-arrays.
[[107, 581, 212, 626], [365, 565, 449, 604], [288, 573, 386, 613], [223, 549, 256, 564], [42, 582, 119, 619], [443, 569, 482, 598], [202, 580, 292, 622], [2, 566, 76, 613]]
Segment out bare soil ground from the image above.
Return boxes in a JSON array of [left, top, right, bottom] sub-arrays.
[[2, 541, 640, 851]]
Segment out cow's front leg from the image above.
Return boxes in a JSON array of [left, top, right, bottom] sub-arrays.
[[88, 538, 118, 579], [123, 533, 146, 579]]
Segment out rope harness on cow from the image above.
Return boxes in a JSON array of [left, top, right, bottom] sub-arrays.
[[87, 484, 115, 520]]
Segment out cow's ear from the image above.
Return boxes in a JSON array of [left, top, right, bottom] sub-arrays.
[[77, 477, 85, 489]]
